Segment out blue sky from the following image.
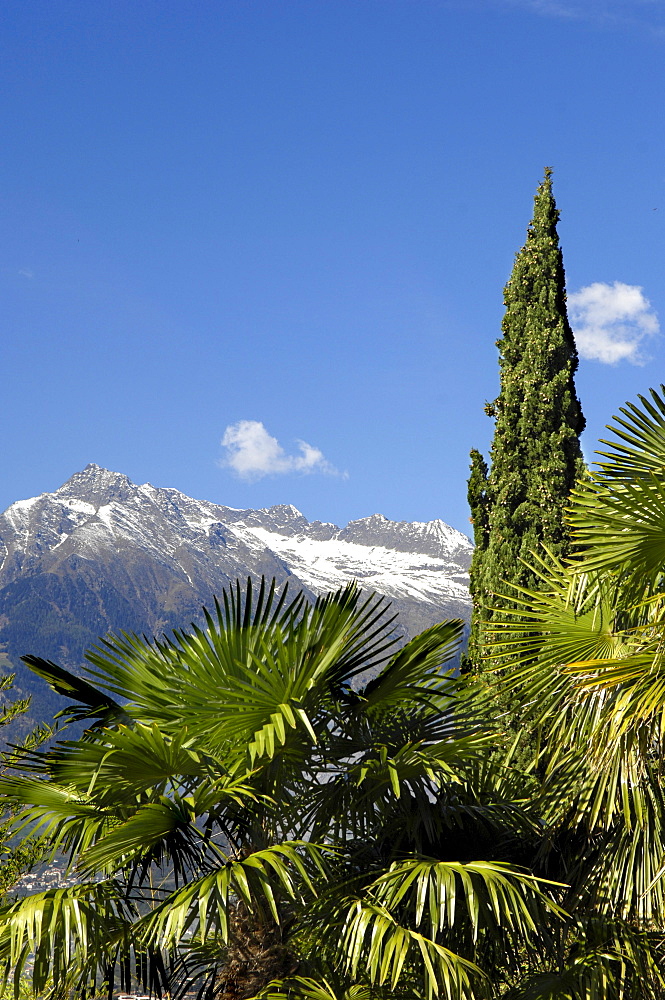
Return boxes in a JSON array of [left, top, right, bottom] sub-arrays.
[[2, 0, 664, 536]]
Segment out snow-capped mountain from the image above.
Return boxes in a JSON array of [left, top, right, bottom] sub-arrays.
[[0, 465, 472, 733]]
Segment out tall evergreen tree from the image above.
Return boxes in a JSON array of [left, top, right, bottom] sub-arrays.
[[467, 168, 585, 669]]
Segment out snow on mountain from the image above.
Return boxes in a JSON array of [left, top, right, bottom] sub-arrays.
[[236, 527, 469, 606], [0, 465, 472, 735], [1, 464, 472, 605]]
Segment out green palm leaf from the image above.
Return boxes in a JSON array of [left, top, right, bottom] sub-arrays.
[[251, 977, 385, 1000], [595, 385, 665, 479], [343, 899, 483, 1000], [361, 620, 466, 710], [137, 841, 328, 949], [0, 880, 135, 993]]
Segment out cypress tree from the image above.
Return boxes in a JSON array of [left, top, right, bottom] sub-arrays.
[[467, 168, 585, 669]]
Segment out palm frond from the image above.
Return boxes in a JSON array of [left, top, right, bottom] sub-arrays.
[[360, 620, 466, 710], [19, 655, 130, 726], [343, 899, 484, 1000], [137, 842, 329, 950], [341, 859, 565, 999], [0, 880, 135, 993], [595, 385, 665, 480]]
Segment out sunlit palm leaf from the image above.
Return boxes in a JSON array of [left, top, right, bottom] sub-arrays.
[[342, 859, 564, 1000], [504, 918, 665, 1000], [0, 880, 135, 993], [137, 842, 328, 949], [0, 776, 113, 855], [570, 474, 665, 592], [343, 900, 483, 1000], [595, 386, 665, 480], [69, 583, 398, 765], [252, 976, 387, 1000]]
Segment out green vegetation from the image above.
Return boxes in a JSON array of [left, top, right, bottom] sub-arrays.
[[0, 676, 51, 903], [483, 386, 665, 997], [0, 579, 562, 999], [5, 402, 665, 1000], [467, 168, 585, 670]]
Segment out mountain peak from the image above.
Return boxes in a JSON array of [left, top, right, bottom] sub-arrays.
[[266, 503, 304, 518], [339, 511, 471, 562], [55, 465, 138, 503]]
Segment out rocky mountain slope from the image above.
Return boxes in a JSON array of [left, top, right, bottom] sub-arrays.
[[0, 464, 472, 734]]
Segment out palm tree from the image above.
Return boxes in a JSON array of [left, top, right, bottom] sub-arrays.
[[485, 386, 665, 997], [0, 579, 560, 1000]]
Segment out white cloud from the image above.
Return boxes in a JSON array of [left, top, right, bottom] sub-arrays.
[[18, 268, 34, 279], [568, 281, 659, 365], [220, 420, 343, 480]]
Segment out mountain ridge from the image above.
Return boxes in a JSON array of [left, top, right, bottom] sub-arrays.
[[0, 465, 473, 736]]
